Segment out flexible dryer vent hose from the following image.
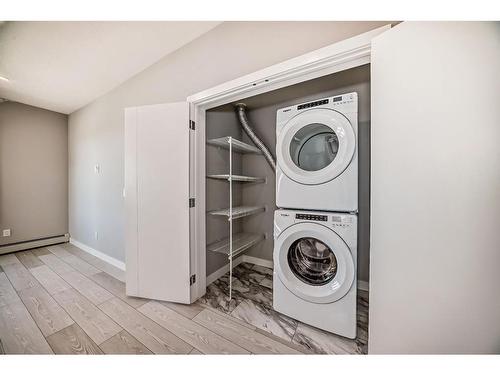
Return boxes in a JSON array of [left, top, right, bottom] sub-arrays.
[[235, 103, 276, 172]]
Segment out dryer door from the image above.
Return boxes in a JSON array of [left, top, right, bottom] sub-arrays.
[[277, 108, 355, 185], [275, 222, 355, 304]]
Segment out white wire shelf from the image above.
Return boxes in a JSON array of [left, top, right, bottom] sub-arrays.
[[207, 232, 265, 259], [207, 174, 265, 183], [207, 137, 262, 154], [208, 205, 265, 220]]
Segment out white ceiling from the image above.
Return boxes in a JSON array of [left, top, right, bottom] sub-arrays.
[[0, 21, 221, 114]]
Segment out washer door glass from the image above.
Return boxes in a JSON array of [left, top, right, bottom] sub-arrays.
[[274, 222, 355, 304], [289, 124, 339, 172], [287, 237, 337, 285]]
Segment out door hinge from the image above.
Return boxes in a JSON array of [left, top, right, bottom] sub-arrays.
[[190, 274, 196, 285], [189, 120, 195, 130], [189, 198, 195, 208]]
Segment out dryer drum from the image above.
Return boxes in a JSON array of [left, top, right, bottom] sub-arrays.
[[289, 123, 339, 172], [287, 237, 337, 286]]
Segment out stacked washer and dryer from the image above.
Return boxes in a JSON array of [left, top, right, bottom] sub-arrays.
[[273, 93, 359, 339]]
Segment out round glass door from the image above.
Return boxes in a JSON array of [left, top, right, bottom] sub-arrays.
[[289, 124, 339, 172], [276, 109, 355, 185], [287, 237, 337, 286], [274, 222, 355, 304]]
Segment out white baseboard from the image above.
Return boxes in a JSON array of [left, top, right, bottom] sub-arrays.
[[69, 238, 125, 271], [357, 280, 369, 292], [242, 255, 273, 269]]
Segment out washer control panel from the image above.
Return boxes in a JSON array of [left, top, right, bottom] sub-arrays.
[[295, 213, 327, 222], [331, 214, 354, 228], [293, 212, 354, 229], [297, 98, 329, 110]]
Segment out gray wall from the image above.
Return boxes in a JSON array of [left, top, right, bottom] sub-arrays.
[[0, 101, 68, 246], [68, 21, 389, 263]]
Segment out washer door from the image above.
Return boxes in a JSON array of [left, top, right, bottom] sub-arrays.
[[275, 222, 355, 304], [277, 108, 355, 185]]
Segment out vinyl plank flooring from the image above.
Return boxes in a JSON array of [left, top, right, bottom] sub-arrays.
[[0, 272, 21, 307], [2, 263, 40, 291], [89, 272, 147, 308], [0, 300, 53, 354], [47, 245, 72, 258], [29, 265, 71, 295], [200, 304, 258, 331], [292, 322, 359, 355], [230, 299, 298, 342], [138, 301, 248, 354], [46, 323, 103, 354], [193, 309, 301, 354], [0, 253, 21, 266], [18, 285, 74, 337], [38, 253, 74, 274], [159, 300, 205, 319], [99, 298, 192, 354], [255, 327, 313, 354], [16, 250, 44, 269], [99, 330, 152, 354], [59, 271, 113, 305], [58, 254, 100, 277], [31, 247, 51, 257], [53, 288, 121, 345], [62, 244, 126, 282]]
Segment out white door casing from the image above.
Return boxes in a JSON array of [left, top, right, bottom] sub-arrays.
[[188, 25, 390, 301], [125, 102, 192, 303]]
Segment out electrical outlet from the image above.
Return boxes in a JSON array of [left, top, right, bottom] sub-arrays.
[[94, 231, 99, 240], [94, 164, 100, 174], [2, 229, 11, 237]]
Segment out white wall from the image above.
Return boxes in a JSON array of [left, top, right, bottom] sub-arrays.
[[369, 22, 500, 354], [69, 21, 388, 262]]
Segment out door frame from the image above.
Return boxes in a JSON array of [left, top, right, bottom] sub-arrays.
[[186, 24, 390, 301]]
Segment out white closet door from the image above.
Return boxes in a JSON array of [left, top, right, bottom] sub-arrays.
[[370, 22, 500, 353], [125, 102, 192, 303]]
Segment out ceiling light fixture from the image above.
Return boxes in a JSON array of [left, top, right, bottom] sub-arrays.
[[0, 76, 9, 82]]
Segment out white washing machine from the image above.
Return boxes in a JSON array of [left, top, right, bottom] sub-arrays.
[[273, 209, 357, 338], [276, 93, 358, 212]]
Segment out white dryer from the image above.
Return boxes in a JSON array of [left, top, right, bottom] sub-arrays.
[[273, 209, 357, 338], [276, 93, 358, 212]]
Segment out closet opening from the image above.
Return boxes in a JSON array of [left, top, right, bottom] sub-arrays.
[[203, 63, 371, 296]]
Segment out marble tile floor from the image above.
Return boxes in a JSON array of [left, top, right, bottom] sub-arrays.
[[197, 262, 369, 354]]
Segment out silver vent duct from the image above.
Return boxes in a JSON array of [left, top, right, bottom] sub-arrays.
[[235, 103, 276, 172]]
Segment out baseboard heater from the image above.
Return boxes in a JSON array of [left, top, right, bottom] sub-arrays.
[[0, 234, 69, 256]]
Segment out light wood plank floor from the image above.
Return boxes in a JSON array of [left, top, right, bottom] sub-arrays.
[[0, 243, 309, 354]]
